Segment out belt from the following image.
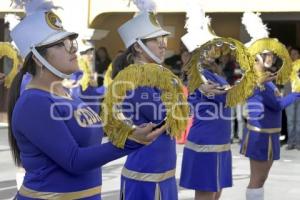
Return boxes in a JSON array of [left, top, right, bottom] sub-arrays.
[[185, 140, 231, 153], [247, 124, 281, 134], [121, 167, 175, 182], [19, 185, 101, 199]]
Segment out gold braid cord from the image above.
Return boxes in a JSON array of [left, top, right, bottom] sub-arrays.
[[0, 42, 20, 88], [186, 37, 257, 107], [248, 38, 292, 85], [103, 63, 113, 88], [101, 63, 189, 148], [291, 59, 300, 92]]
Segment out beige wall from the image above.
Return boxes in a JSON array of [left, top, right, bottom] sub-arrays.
[[90, 12, 243, 59], [210, 13, 242, 40]]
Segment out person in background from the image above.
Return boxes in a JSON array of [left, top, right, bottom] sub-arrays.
[[219, 53, 245, 143], [240, 11, 300, 200], [95, 47, 111, 86], [285, 46, 300, 150], [180, 48, 192, 84], [106, 0, 189, 199], [0, 73, 5, 84], [68, 40, 105, 113]]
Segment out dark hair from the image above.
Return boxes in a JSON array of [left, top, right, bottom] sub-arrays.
[[96, 47, 111, 61], [290, 46, 300, 53], [111, 45, 137, 79], [8, 48, 47, 166]]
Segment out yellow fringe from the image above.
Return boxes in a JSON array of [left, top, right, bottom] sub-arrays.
[[103, 63, 113, 88], [101, 63, 189, 148], [0, 42, 20, 88], [248, 38, 292, 85], [185, 49, 203, 93], [78, 57, 95, 91], [225, 38, 257, 107], [291, 59, 300, 92], [185, 37, 257, 107]]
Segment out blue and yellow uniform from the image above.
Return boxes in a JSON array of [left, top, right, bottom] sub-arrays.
[[180, 69, 233, 192], [20, 73, 32, 95], [70, 70, 105, 114], [241, 81, 300, 160], [120, 86, 178, 200], [12, 88, 143, 199]]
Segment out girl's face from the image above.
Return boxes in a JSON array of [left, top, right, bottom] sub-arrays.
[[263, 52, 274, 68], [143, 36, 168, 63], [44, 38, 79, 75]]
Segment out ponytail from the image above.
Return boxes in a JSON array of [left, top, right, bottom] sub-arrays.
[[7, 53, 38, 166], [111, 45, 137, 79]]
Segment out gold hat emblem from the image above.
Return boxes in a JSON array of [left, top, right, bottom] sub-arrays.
[[45, 12, 63, 30], [149, 12, 160, 27]]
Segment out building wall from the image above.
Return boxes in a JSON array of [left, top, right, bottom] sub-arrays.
[[91, 13, 244, 59]]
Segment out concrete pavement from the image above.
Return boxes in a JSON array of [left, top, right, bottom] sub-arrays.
[[1, 127, 300, 200]]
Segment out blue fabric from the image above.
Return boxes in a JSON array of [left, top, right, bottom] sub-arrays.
[[13, 89, 142, 199], [247, 82, 300, 129], [241, 81, 300, 160], [180, 148, 232, 191], [240, 130, 280, 160], [69, 70, 105, 114], [120, 86, 177, 200], [180, 69, 232, 191], [121, 177, 178, 200], [187, 69, 231, 144], [20, 73, 32, 95]]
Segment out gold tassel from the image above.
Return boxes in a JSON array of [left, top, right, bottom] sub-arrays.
[[78, 57, 95, 91], [0, 42, 20, 88], [185, 37, 257, 107], [103, 63, 113, 87], [248, 38, 292, 85], [185, 49, 204, 93], [291, 59, 300, 92], [101, 64, 189, 148], [225, 38, 257, 107]]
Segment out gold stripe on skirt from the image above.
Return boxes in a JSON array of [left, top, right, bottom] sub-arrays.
[[19, 185, 101, 200], [247, 124, 281, 134], [185, 141, 231, 153], [121, 167, 175, 182]]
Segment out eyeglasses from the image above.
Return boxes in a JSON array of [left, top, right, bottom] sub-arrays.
[[146, 36, 168, 47], [47, 38, 78, 54]]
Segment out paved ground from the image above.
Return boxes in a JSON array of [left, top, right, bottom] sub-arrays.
[[1, 126, 300, 200]]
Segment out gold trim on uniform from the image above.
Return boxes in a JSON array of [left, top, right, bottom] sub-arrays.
[[154, 183, 162, 200], [19, 185, 101, 199], [247, 124, 281, 134], [268, 136, 273, 160], [216, 153, 221, 192], [241, 131, 250, 155], [121, 167, 175, 182], [74, 107, 102, 127], [185, 141, 231, 153]]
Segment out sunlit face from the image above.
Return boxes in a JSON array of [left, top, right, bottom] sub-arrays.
[[181, 50, 191, 66], [45, 38, 79, 75], [290, 49, 300, 61], [263, 52, 274, 68], [143, 36, 168, 62], [84, 49, 94, 64]]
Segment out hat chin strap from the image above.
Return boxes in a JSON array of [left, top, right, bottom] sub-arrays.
[[31, 46, 72, 79], [137, 39, 163, 64]]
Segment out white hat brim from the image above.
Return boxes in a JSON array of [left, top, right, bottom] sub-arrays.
[[39, 31, 78, 47], [143, 29, 170, 39]]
